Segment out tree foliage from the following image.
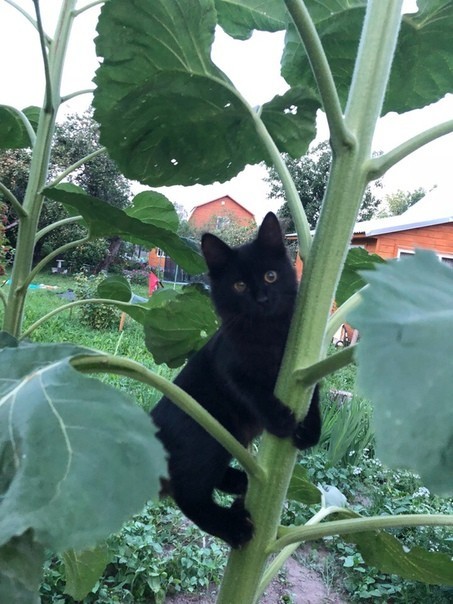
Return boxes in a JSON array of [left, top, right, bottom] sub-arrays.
[[379, 187, 426, 217], [0, 111, 132, 268], [267, 141, 382, 231], [179, 212, 255, 247]]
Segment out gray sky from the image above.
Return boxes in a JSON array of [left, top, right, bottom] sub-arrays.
[[1, 1, 452, 220]]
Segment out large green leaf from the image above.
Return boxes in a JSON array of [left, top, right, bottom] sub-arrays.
[[261, 87, 320, 159], [0, 532, 44, 604], [0, 340, 166, 551], [43, 184, 206, 275], [93, 0, 317, 186], [335, 247, 385, 306], [125, 191, 179, 232], [334, 510, 453, 585], [282, 0, 453, 115], [350, 251, 453, 495], [63, 545, 111, 600], [0, 106, 38, 150], [215, 0, 288, 40], [287, 465, 321, 505], [144, 284, 219, 367]]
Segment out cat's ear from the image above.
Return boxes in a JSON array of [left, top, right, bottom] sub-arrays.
[[257, 212, 285, 252], [202, 233, 233, 272]]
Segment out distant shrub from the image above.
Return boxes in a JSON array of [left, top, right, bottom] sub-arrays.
[[64, 239, 110, 273], [73, 272, 120, 330]]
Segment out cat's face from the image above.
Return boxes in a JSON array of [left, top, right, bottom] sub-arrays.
[[202, 213, 297, 321]]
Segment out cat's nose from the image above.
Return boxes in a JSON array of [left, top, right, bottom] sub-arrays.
[[256, 292, 268, 305]]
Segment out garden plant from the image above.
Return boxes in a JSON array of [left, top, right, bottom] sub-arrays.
[[0, 1, 453, 603]]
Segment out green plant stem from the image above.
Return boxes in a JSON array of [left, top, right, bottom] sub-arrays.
[[3, 1, 77, 337], [295, 344, 357, 386], [73, 0, 105, 17], [71, 353, 264, 481], [257, 503, 329, 598], [25, 236, 88, 288], [270, 512, 453, 553], [61, 88, 95, 103], [368, 119, 453, 180], [33, 0, 52, 114], [284, 0, 354, 154], [218, 4, 404, 603], [5, 0, 51, 45], [19, 297, 124, 339], [325, 288, 365, 344], [251, 116, 312, 262], [0, 182, 27, 218], [0, 289, 7, 309], [35, 215, 83, 243], [47, 147, 106, 187]]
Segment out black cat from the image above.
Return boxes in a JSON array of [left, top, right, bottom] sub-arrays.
[[151, 212, 321, 548]]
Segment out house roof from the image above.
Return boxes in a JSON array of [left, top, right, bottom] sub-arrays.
[[189, 195, 255, 219], [353, 188, 453, 237]]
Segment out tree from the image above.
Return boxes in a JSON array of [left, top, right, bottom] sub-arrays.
[[0, 148, 31, 246], [0, 111, 132, 270], [180, 212, 255, 247], [266, 141, 382, 231], [50, 110, 133, 271], [378, 187, 426, 217]]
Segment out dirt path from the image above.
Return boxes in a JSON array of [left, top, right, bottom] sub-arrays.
[[166, 555, 348, 603]]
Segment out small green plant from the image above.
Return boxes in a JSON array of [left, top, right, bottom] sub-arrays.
[[72, 272, 121, 330]]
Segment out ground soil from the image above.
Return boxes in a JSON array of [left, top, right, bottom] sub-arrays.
[[165, 554, 348, 604]]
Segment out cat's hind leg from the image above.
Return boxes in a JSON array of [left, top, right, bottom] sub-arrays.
[[216, 467, 248, 495], [168, 440, 253, 548]]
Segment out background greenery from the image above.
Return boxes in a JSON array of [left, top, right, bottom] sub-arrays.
[[1, 272, 451, 603]]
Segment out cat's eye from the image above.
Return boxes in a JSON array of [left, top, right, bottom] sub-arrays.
[[264, 270, 278, 283], [233, 281, 247, 293]]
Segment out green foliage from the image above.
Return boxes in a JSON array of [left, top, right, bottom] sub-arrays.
[[181, 212, 256, 247], [336, 247, 386, 306], [317, 394, 374, 467], [51, 110, 131, 210], [269, 142, 382, 230], [41, 502, 228, 604], [144, 284, 219, 367], [351, 251, 453, 495], [0, 338, 166, 552], [93, 0, 319, 187], [281, 0, 453, 114], [44, 184, 206, 275], [379, 187, 426, 217], [73, 272, 121, 330], [0, 105, 38, 150]]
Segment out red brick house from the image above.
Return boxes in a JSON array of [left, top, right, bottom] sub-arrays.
[[188, 195, 256, 230], [292, 189, 453, 278], [351, 190, 453, 265], [148, 195, 255, 280]]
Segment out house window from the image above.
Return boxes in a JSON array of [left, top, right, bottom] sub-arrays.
[[216, 216, 231, 230], [398, 249, 414, 259], [440, 254, 453, 268], [398, 249, 453, 268], [156, 248, 166, 258]]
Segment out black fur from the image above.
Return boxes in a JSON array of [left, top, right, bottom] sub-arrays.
[[151, 212, 321, 548]]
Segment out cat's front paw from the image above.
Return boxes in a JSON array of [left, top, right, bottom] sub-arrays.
[[292, 395, 322, 450], [224, 499, 254, 549], [268, 405, 297, 439]]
